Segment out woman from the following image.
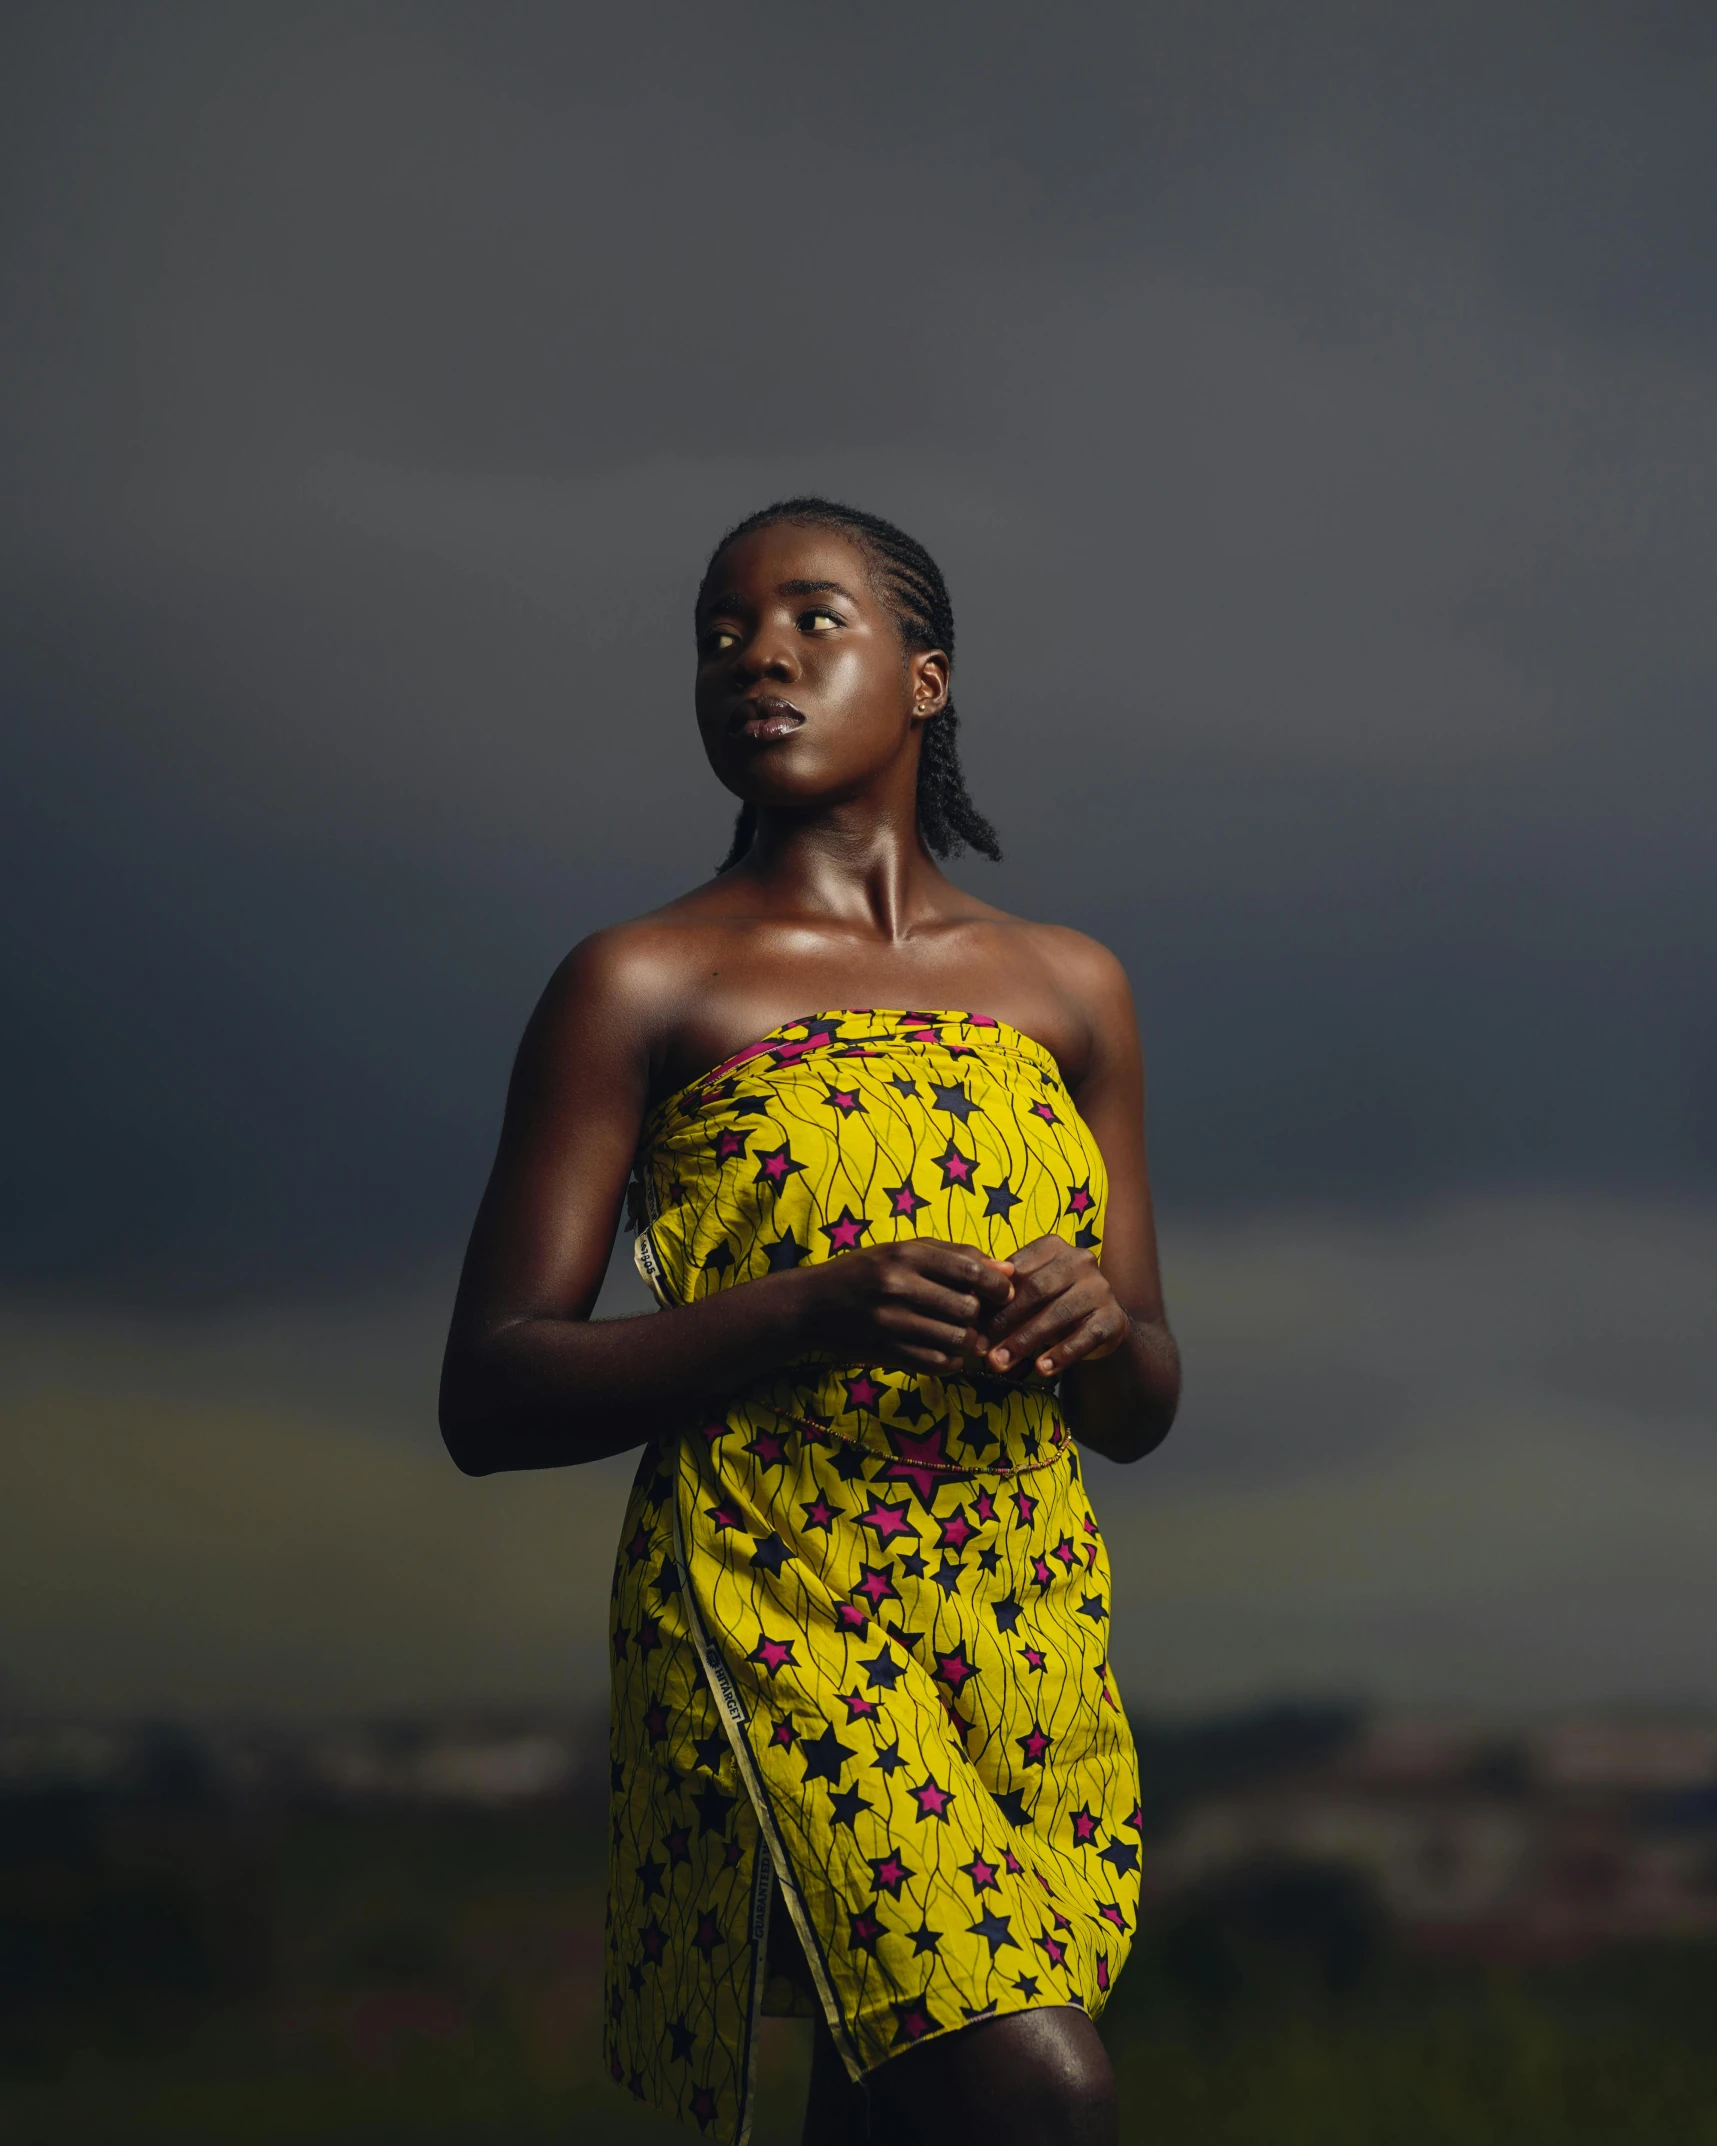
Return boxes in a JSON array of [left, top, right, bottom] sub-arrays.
[[440, 499, 1181, 2146]]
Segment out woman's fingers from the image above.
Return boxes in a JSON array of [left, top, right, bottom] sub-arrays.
[[985, 1269, 1113, 1371], [1025, 1306, 1129, 1376]]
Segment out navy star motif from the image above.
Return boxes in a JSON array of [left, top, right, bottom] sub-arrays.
[[703, 1241, 735, 1273], [982, 1177, 1022, 1219], [908, 1921, 942, 1956], [637, 1854, 666, 1903], [969, 1907, 1017, 1958], [749, 1531, 791, 1575], [862, 1649, 905, 1692], [693, 1732, 728, 1772], [931, 1081, 979, 1123], [873, 1740, 908, 1776], [828, 1783, 872, 1830], [1077, 1594, 1110, 1624], [1074, 1223, 1101, 1249], [888, 1072, 919, 1099], [993, 1595, 1024, 1633], [692, 1784, 735, 1834], [899, 1550, 928, 1579], [993, 1788, 1032, 1827], [1098, 1837, 1141, 1875], [978, 1545, 1001, 1574], [766, 1228, 810, 1271], [832, 1442, 871, 1482], [667, 2017, 696, 2063], [889, 1385, 933, 1426], [798, 1726, 856, 1785], [1014, 1974, 1041, 1999]]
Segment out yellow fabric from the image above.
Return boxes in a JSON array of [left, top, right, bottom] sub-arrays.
[[602, 1011, 1142, 2142]]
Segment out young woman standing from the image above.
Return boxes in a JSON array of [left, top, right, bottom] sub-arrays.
[[440, 499, 1180, 2145]]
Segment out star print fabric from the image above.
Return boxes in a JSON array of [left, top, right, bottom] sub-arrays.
[[603, 1012, 1142, 2143]]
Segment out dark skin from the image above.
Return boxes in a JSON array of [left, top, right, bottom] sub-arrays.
[[440, 521, 1181, 2145]]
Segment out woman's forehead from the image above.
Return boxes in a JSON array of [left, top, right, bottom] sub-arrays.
[[705, 521, 874, 597]]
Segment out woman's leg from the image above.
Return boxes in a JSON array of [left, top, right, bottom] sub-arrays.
[[801, 2005, 1117, 2146]]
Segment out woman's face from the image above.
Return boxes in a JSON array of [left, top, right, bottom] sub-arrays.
[[694, 522, 948, 813]]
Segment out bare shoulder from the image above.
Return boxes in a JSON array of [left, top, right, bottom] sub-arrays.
[[514, 907, 705, 1102]]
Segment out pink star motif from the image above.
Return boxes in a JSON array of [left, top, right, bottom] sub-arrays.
[[881, 1421, 953, 1503], [1002, 1848, 1024, 1876], [900, 1026, 939, 1044], [1070, 1808, 1100, 1845], [821, 1207, 870, 1253], [859, 1496, 919, 1544], [823, 1086, 863, 1114], [934, 1645, 977, 1691], [841, 1690, 880, 1721], [909, 1775, 955, 1821], [1051, 1536, 1077, 1570], [746, 1429, 789, 1469], [754, 1140, 805, 1188], [853, 1563, 900, 1611], [961, 1853, 999, 1892], [894, 2000, 936, 2043], [844, 1372, 883, 1413], [1029, 1101, 1059, 1124], [1019, 1646, 1048, 1672], [714, 1128, 749, 1162], [1099, 1902, 1128, 1930], [935, 1139, 975, 1188], [886, 1179, 929, 1218], [1096, 1954, 1111, 1992], [1037, 1933, 1068, 1968], [769, 1718, 797, 1748], [870, 1851, 913, 1896], [698, 1417, 730, 1446], [969, 1014, 998, 1028], [1082, 1514, 1100, 1537], [1030, 1555, 1054, 1588], [834, 1602, 870, 1635], [1065, 1182, 1095, 1216], [973, 1490, 998, 1525], [708, 1504, 743, 1533], [750, 1636, 796, 1675], [937, 1508, 978, 1552], [801, 1494, 838, 1532], [1018, 1725, 1052, 1764], [1013, 1490, 1038, 1528]]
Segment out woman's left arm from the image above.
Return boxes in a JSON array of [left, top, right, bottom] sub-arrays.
[[978, 940, 1181, 1463]]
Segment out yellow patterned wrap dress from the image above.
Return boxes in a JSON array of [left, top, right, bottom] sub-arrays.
[[603, 1011, 1143, 2142]]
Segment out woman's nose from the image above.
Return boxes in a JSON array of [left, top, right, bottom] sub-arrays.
[[737, 625, 800, 679]]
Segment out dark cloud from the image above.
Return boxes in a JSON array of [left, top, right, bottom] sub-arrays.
[[3, 2, 1715, 1294]]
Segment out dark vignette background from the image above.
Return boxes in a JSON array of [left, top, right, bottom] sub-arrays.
[[2, 1, 1714, 1717]]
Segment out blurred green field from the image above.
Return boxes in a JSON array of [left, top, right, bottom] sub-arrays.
[[3, 1797, 1716, 2146]]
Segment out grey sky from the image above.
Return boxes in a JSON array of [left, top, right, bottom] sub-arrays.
[[4, 2, 1715, 1293], [3, 4, 1716, 1714]]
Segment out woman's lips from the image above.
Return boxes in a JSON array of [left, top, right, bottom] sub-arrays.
[[733, 696, 805, 742]]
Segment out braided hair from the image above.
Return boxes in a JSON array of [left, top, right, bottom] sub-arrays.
[[701, 498, 1002, 873]]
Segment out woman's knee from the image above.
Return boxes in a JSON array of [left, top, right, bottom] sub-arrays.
[[880, 2006, 1117, 2146]]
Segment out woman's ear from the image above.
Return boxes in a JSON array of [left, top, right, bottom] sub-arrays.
[[909, 649, 951, 718]]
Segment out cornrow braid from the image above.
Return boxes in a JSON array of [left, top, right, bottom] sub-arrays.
[[704, 498, 1002, 873]]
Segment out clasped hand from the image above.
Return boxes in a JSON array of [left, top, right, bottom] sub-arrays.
[[798, 1234, 1129, 1381]]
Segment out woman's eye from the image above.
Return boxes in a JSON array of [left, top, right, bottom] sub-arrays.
[[801, 609, 841, 633], [705, 629, 739, 655]]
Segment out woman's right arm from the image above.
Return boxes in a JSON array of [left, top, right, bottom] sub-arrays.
[[437, 934, 1014, 1476]]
